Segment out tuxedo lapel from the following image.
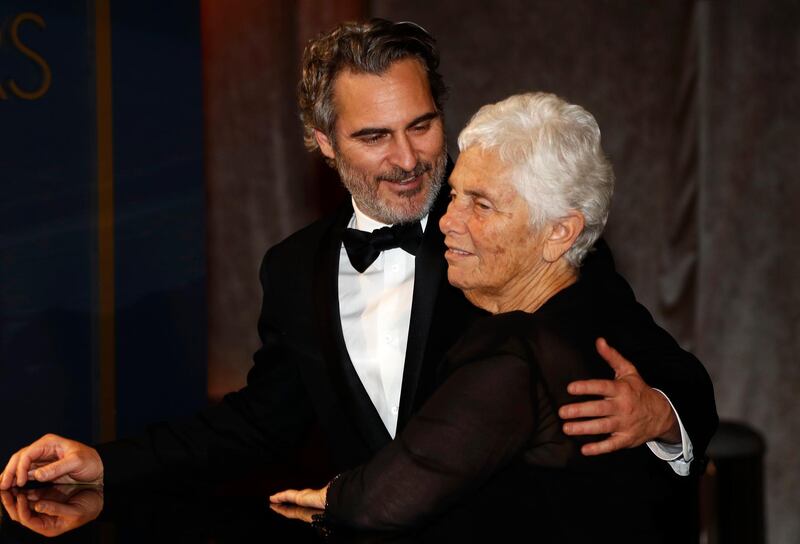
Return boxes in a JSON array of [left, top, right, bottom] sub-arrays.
[[396, 189, 450, 428], [312, 200, 392, 453]]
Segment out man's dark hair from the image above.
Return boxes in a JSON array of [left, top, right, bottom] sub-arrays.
[[298, 18, 446, 151]]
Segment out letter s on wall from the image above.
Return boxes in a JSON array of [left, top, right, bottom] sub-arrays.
[[9, 12, 52, 100]]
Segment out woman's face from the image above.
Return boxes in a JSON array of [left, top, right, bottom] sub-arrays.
[[439, 147, 547, 305]]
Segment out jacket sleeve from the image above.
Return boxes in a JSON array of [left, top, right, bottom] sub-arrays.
[[97, 247, 315, 484], [580, 239, 718, 464]]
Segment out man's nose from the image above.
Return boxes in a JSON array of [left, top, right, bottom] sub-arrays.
[[388, 134, 417, 172]]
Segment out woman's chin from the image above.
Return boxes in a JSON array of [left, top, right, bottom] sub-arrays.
[[446, 270, 470, 290]]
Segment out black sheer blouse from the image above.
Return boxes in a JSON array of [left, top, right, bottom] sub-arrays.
[[325, 280, 692, 538]]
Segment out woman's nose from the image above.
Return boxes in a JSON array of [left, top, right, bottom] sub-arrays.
[[439, 200, 465, 235]]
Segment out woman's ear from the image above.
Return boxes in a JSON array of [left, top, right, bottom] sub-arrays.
[[314, 129, 336, 160], [542, 211, 585, 262]]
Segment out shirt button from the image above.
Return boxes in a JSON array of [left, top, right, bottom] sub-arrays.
[[384, 334, 392, 343], [391, 264, 399, 272], [391, 406, 399, 415]]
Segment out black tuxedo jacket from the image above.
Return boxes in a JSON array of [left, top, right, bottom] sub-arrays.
[[97, 190, 717, 484]]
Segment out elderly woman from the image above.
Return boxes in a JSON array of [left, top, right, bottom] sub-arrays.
[[271, 93, 696, 536]]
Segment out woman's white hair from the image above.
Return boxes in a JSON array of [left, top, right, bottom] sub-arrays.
[[458, 92, 614, 267]]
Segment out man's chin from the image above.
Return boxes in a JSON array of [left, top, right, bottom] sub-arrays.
[[377, 192, 431, 222], [379, 179, 424, 200]]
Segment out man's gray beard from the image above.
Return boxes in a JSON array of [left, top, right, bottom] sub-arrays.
[[335, 148, 447, 225]]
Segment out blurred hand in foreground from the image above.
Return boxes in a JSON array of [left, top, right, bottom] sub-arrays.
[[0, 434, 103, 490]]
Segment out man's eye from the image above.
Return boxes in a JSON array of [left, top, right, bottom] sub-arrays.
[[360, 134, 386, 144], [410, 123, 431, 133], [475, 201, 492, 211]]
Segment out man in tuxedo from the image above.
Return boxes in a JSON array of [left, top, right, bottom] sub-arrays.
[[0, 19, 716, 491]]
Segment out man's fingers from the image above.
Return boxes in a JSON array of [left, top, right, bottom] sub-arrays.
[[1, 491, 18, 521], [2, 447, 48, 489], [4, 435, 81, 489], [580, 435, 632, 456], [16, 494, 33, 524], [28, 487, 70, 503], [14, 496, 59, 536], [563, 417, 617, 436], [24, 489, 42, 502], [0, 448, 27, 489], [1, 451, 23, 489], [595, 337, 637, 377], [32, 499, 82, 517], [30, 457, 81, 484], [566, 378, 620, 397], [559, 399, 615, 420], [14, 439, 60, 488], [15, 451, 35, 489]]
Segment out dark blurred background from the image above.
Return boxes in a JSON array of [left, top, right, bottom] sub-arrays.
[[1, 1, 797, 541]]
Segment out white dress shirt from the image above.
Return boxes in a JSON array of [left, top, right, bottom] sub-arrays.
[[338, 200, 427, 437], [337, 198, 693, 471]]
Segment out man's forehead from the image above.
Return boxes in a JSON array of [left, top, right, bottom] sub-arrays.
[[334, 57, 428, 89], [331, 59, 436, 131]]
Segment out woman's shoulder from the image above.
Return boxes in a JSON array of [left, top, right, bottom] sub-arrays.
[[442, 281, 613, 390], [453, 281, 598, 352], [446, 311, 535, 362]]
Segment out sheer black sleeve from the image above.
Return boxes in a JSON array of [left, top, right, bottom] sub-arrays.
[[325, 352, 535, 530]]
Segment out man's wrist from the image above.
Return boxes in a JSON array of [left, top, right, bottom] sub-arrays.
[[650, 388, 694, 466], [652, 388, 681, 443]]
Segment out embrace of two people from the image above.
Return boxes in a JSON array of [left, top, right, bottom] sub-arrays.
[[1, 19, 716, 541]]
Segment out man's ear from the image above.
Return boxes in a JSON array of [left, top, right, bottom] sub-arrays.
[[542, 211, 585, 262], [314, 129, 336, 160]]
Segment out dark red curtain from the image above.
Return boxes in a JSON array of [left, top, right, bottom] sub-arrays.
[[201, 0, 364, 400], [202, 1, 800, 539]]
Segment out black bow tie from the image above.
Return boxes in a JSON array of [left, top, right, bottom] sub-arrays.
[[342, 221, 423, 273]]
